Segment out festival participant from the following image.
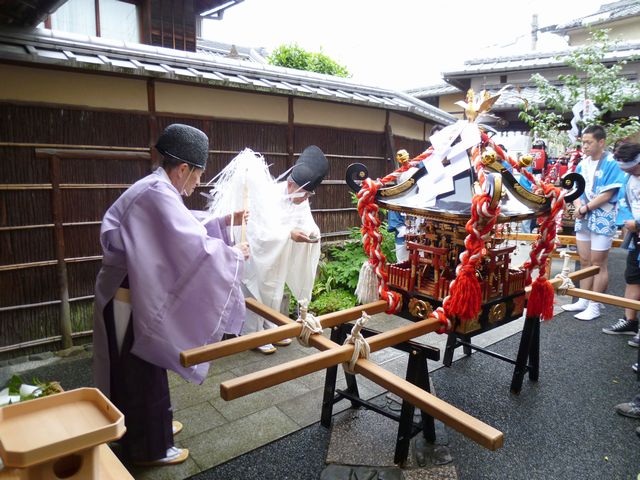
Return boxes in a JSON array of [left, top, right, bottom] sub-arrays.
[[614, 392, 640, 439], [242, 145, 329, 354], [93, 124, 249, 466], [562, 125, 626, 320], [602, 142, 640, 341], [530, 139, 548, 178], [388, 149, 412, 263]]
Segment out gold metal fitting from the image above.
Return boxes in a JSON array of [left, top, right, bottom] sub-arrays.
[[481, 148, 497, 165], [408, 297, 432, 319], [396, 149, 410, 165], [488, 303, 507, 324], [519, 155, 533, 167]]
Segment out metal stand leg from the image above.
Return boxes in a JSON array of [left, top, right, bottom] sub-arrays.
[[321, 326, 343, 428], [443, 332, 457, 367], [510, 315, 536, 394], [394, 349, 435, 465], [461, 334, 472, 356], [528, 318, 540, 381], [320, 323, 440, 465]]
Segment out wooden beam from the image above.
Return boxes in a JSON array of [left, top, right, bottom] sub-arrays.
[[525, 265, 599, 294], [50, 155, 72, 350], [35, 149, 150, 160], [357, 359, 503, 451], [180, 299, 388, 367], [219, 315, 442, 399], [497, 233, 622, 248], [561, 288, 640, 311], [218, 304, 503, 451]]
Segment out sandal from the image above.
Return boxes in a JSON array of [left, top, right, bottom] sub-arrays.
[[274, 338, 292, 347], [134, 447, 189, 467], [172, 420, 183, 436]]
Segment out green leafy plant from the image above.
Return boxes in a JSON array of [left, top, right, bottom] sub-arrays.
[[518, 29, 640, 147], [286, 195, 396, 316], [308, 289, 358, 315], [4, 375, 61, 403], [268, 43, 350, 78]]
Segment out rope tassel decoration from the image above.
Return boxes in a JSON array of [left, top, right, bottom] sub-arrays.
[[356, 178, 402, 313]]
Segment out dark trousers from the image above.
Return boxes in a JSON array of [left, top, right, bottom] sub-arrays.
[[103, 299, 174, 462]]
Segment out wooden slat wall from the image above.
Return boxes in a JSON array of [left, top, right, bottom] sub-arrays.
[[0, 103, 152, 358], [0, 104, 395, 358], [393, 135, 430, 159]]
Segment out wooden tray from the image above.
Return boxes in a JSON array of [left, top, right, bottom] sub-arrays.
[[0, 388, 125, 468]]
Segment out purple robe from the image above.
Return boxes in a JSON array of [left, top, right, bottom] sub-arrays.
[[93, 168, 245, 396]]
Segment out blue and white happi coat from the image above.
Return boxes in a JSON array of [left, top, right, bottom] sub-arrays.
[[574, 152, 626, 237]]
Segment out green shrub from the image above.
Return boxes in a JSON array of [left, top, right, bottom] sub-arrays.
[[286, 198, 398, 316], [268, 43, 350, 78], [308, 289, 357, 315]]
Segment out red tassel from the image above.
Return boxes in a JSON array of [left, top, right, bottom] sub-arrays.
[[447, 265, 482, 322], [527, 276, 555, 320]]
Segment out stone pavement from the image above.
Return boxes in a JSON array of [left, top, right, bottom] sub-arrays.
[[3, 244, 635, 480]]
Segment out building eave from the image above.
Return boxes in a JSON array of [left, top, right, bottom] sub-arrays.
[[0, 27, 456, 126]]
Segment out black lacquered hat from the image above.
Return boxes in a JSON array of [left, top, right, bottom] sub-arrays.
[[155, 124, 209, 169], [291, 145, 329, 191]]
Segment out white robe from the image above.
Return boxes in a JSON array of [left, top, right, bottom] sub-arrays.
[[241, 182, 321, 333]]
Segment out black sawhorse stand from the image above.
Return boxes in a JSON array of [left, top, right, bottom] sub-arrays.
[[320, 323, 440, 466], [442, 314, 540, 394]]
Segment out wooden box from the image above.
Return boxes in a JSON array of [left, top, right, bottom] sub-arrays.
[[0, 388, 126, 479]]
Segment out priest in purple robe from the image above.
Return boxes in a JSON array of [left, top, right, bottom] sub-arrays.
[[93, 124, 249, 466]]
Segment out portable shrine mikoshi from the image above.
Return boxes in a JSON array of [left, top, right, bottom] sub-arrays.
[[345, 89, 593, 393]]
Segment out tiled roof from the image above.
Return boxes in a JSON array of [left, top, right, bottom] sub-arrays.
[[196, 38, 268, 63], [553, 0, 640, 34], [443, 40, 640, 77], [0, 27, 456, 125], [405, 83, 462, 98], [485, 81, 639, 110]]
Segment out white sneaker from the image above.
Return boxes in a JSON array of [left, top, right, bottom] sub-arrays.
[[133, 447, 189, 466], [562, 298, 589, 312], [575, 302, 601, 321], [256, 344, 277, 354]]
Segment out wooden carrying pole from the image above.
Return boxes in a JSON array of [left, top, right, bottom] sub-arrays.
[[497, 233, 623, 248], [218, 301, 503, 451], [181, 300, 388, 367], [220, 312, 442, 400], [181, 266, 599, 367], [560, 288, 640, 311], [524, 265, 599, 294]]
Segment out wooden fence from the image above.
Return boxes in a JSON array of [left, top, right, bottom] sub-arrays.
[[0, 103, 428, 359]]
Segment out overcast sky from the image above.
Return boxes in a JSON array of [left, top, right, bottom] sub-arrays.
[[202, 0, 607, 90]]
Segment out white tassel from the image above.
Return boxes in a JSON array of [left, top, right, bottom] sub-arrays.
[[355, 261, 380, 304]]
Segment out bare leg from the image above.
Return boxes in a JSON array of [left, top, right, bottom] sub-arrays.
[[576, 239, 593, 291], [624, 284, 640, 321], [591, 249, 610, 294]]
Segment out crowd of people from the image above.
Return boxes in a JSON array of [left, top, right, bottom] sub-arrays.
[[550, 127, 639, 438]]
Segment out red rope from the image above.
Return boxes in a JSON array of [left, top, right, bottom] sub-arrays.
[[478, 133, 566, 320], [357, 177, 402, 314], [441, 145, 500, 324]]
